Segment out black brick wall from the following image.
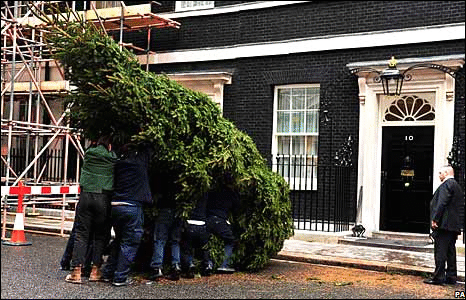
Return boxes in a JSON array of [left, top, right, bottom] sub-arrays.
[[144, 1, 464, 225], [122, 1, 465, 52], [150, 40, 465, 222], [150, 41, 464, 160]]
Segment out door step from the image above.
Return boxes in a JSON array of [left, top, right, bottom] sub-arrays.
[[372, 231, 432, 243], [338, 231, 434, 253]]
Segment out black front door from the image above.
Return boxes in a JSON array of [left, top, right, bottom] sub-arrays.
[[380, 126, 434, 233]]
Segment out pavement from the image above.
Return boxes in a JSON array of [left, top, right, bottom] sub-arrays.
[[278, 231, 465, 283], [1, 208, 465, 283]]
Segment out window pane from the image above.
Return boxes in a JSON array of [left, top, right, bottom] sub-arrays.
[[278, 89, 290, 110], [292, 136, 305, 155], [277, 136, 290, 155], [306, 136, 318, 156], [306, 156, 318, 179], [292, 88, 305, 110], [306, 110, 319, 133], [291, 156, 305, 177], [291, 112, 304, 133], [306, 87, 320, 109], [277, 112, 290, 133]]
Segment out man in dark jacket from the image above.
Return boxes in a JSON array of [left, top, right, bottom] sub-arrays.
[[424, 165, 464, 285], [102, 142, 153, 286], [206, 171, 241, 274], [180, 193, 213, 278]]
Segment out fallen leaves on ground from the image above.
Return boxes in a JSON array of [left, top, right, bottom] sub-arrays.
[[133, 259, 461, 299]]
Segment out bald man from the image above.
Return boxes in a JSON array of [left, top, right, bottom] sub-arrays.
[[424, 165, 464, 285]]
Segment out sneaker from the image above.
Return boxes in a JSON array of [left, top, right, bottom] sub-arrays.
[[445, 278, 457, 285], [201, 262, 213, 276], [166, 264, 181, 281], [423, 278, 445, 285], [102, 277, 112, 283], [217, 266, 235, 274], [184, 265, 195, 279], [148, 268, 163, 281], [112, 278, 133, 287]]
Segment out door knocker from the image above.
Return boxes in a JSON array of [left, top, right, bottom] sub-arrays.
[[400, 155, 414, 188]]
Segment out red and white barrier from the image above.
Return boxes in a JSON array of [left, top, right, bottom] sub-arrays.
[[1, 184, 80, 196], [1, 182, 80, 243]]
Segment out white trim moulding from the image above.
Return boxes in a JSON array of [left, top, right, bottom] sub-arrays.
[[161, 1, 310, 19], [139, 23, 465, 65]]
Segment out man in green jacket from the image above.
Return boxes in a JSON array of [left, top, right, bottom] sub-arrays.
[[65, 135, 117, 284]]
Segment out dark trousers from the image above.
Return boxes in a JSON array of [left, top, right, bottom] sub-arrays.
[[60, 219, 93, 271], [102, 205, 144, 283], [71, 191, 111, 267], [206, 215, 236, 245], [432, 229, 458, 282], [180, 223, 212, 267], [206, 215, 236, 268]]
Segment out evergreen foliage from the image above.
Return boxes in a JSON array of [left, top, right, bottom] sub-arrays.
[[34, 7, 293, 271]]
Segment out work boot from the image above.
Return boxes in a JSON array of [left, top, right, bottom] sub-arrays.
[[89, 265, 102, 282], [65, 265, 83, 284]]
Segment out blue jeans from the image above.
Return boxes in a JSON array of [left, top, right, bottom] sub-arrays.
[[150, 208, 182, 269], [102, 205, 144, 283], [206, 215, 236, 268]]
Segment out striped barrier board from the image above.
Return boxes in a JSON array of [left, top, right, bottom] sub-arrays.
[[1, 185, 80, 196]]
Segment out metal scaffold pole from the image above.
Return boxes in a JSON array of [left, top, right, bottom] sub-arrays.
[[1, 1, 83, 238], [1, 1, 180, 238]]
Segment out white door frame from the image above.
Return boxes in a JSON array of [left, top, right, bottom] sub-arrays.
[[350, 56, 463, 235]]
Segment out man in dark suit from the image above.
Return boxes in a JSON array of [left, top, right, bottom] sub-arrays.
[[424, 165, 464, 285]]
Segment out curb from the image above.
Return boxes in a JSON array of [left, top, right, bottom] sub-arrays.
[[274, 251, 465, 282]]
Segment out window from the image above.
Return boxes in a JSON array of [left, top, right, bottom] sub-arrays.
[[383, 95, 435, 122], [176, 1, 214, 12], [272, 85, 320, 190], [93, 1, 121, 9]]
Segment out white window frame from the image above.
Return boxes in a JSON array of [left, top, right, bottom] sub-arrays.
[[272, 84, 320, 190], [175, 1, 215, 12]]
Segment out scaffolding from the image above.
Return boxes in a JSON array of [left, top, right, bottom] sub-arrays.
[[1, 1, 180, 237]]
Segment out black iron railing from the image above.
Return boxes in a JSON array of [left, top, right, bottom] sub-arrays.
[[272, 154, 353, 232], [1, 148, 78, 184]]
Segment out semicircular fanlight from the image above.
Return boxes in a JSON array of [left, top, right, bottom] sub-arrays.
[[384, 95, 435, 122]]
